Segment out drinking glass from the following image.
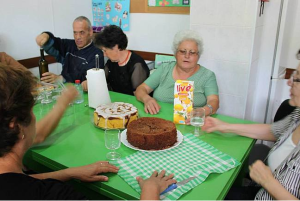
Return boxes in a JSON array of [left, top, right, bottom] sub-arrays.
[[190, 107, 205, 137], [39, 101, 53, 118], [41, 86, 53, 104], [104, 129, 121, 160], [52, 87, 62, 101], [52, 79, 65, 101]]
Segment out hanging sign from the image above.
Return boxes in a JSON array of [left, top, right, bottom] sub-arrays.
[[92, 0, 130, 31]]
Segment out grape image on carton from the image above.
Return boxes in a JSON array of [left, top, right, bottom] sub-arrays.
[[173, 80, 194, 124]]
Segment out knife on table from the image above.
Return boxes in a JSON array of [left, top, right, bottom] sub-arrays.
[[160, 176, 196, 195]]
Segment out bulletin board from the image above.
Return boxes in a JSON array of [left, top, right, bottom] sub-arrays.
[[92, 0, 130, 31], [148, 0, 190, 7], [130, 0, 189, 14]]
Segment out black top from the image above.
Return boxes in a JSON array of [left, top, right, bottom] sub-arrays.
[[105, 51, 150, 95], [0, 173, 86, 200]]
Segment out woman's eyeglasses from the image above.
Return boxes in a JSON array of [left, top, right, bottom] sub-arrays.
[[290, 71, 300, 84], [177, 49, 199, 57]]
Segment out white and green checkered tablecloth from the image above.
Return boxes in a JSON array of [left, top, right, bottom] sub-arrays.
[[115, 133, 240, 200]]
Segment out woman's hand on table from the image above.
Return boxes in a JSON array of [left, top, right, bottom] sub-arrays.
[[202, 116, 227, 133], [137, 170, 176, 200], [249, 160, 274, 187], [143, 97, 161, 115], [68, 161, 119, 182]]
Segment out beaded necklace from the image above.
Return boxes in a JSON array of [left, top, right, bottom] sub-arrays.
[[118, 50, 131, 66]]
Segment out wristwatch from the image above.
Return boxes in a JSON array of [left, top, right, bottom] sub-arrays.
[[206, 104, 213, 115]]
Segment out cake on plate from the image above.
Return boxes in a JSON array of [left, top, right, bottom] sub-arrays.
[[127, 117, 177, 150], [94, 102, 138, 129]]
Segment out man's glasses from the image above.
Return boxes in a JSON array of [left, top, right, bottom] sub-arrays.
[[290, 71, 300, 84], [177, 49, 199, 57]]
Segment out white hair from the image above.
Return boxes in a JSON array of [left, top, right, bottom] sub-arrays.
[[172, 30, 204, 56]]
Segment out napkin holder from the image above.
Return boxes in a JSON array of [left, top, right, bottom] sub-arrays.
[[86, 68, 111, 108]]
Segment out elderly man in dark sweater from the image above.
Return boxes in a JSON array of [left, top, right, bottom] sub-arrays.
[[36, 16, 104, 85]]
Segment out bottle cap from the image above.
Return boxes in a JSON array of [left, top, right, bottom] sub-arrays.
[[75, 80, 80, 84]]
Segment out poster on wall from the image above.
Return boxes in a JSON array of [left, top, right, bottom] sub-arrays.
[[92, 0, 130, 32], [148, 0, 189, 7]]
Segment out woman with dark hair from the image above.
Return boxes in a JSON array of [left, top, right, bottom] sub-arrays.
[[0, 51, 80, 145], [0, 63, 175, 200], [82, 25, 150, 95], [0, 63, 119, 199]]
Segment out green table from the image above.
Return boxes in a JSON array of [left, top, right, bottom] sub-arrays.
[[24, 91, 255, 200]]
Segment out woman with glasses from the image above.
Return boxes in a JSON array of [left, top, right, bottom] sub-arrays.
[[135, 30, 219, 115], [202, 62, 300, 199]]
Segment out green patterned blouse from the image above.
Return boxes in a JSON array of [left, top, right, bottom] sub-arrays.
[[145, 62, 218, 107]]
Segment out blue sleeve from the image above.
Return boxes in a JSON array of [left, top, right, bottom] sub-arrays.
[[42, 32, 74, 65]]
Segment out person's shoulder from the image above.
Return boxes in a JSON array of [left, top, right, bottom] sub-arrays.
[[199, 65, 212, 72], [89, 42, 103, 53], [160, 61, 176, 71], [130, 51, 147, 63], [149, 61, 174, 77], [199, 65, 215, 76], [0, 172, 27, 179], [131, 51, 141, 58]]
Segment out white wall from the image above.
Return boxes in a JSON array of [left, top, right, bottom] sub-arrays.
[[264, 0, 300, 123], [190, 0, 257, 119], [279, 0, 300, 70], [0, 0, 53, 59], [248, 0, 284, 123], [190, 0, 297, 123], [126, 13, 189, 54]]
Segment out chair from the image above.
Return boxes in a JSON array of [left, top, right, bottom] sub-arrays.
[[150, 54, 176, 74], [273, 99, 296, 122], [154, 54, 176, 69]]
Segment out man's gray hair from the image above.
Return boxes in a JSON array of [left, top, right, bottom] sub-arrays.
[[172, 30, 204, 56], [74, 16, 92, 30]]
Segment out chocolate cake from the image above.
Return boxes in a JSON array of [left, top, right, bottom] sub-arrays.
[[127, 117, 177, 150], [94, 102, 138, 129]]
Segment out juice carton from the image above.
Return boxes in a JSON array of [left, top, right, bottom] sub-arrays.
[[173, 80, 194, 124]]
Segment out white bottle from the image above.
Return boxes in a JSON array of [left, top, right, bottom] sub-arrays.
[[74, 80, 84, 104]]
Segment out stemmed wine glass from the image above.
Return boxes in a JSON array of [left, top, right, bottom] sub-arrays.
[[190, 107, 205, 137], [105, 129, 121, 160]]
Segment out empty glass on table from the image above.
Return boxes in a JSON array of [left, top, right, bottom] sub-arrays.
[[190, 107, 205, 137], [39, 83, 56, 104], [105, 129, 121, 160]]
